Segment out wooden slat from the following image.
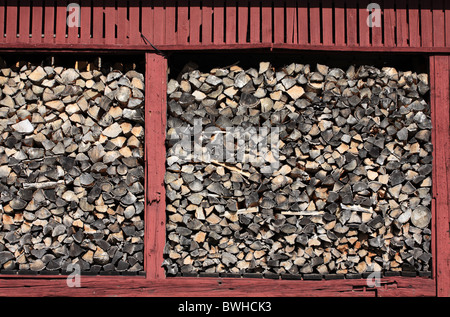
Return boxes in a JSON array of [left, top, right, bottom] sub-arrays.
[[117, 0, 129, 44], [164, 0, 176, 45], [261, 0, 272, 43], [145, 52, 167, 280], [176, 0, 188, 44], [408, 0, 421, 48], [420, 1, 433, 47], [0, 275, 436, 297], [0, 0, 4, 42], [213, 0, 225, 43], [297, 0, 308, 44], [286, 0, 297, 44], [396, 0, 408, 47], [104, 0, 116, 45], [67, 0, 80, 44], [430, 55, 450, 297], [225, 0, 237, 44], [5, 1, 18, 42], [79, 0, 92, 44], [309, 1, 321, 45], [358, 0, 370, 47], [334, 0, 346, 46], [237, 1, 249, 43], [18, 0, 31, 43], [55, 1, 67, 44], [370, 1, 382, 46], [141, 0, 154, 43], [432, 0, 445, 47], [43, 0, 55, 43], [31, 0, 44, 43], [346, 0, 358, 46], [202, 0, 213, 44], [273, 1, 284, 44], [92, 0, 104, 43], [249, 0, 261, 43], [322, 0, 333, 45], [129, 0, 141, 45], [445, 0, 450, 47], [189, 0, 202, 44], [383, 0, 396, 47]]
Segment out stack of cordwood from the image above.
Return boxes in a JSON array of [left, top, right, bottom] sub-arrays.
[[0, 58, 145, 274], [164, 61, 432, 278]]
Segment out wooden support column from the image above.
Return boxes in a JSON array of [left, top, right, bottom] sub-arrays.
[[430, 55, 450, 297], [144, 52, 168, 280]]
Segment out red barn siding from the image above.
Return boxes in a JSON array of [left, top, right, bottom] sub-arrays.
[[0, 0, 449, 52], [0, 0, 449, 298]]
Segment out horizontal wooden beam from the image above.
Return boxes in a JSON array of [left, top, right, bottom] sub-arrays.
[[2, 43, 450, 53], [0, 276, 436, 297]]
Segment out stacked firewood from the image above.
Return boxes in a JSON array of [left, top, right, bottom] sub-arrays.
[[164, 61, 432, 277], [0, 59, 145, 274]]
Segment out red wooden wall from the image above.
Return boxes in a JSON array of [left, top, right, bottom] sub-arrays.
[[0, 0, 450, 51], [0, 0, 449, 298]]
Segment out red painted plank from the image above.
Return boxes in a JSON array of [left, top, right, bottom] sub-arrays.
[[145, 52, 167, 280], [164, 0, 176, 45], [334, 0, 346, 46], [31, 0, 43, 43], [445, 0, 450, 47], [249, 0, 261, 43], [286, 0, 297, 44], [421, 2, 433, 47], [176, 0, 188, 44], [117, 0, 129, 44], [297, 0, 308, 44], [396, 0, 408, 47], [0, 0, 4, 42], [346, 0, 358, 46], [0, 275, 436, 297], [104, 1, 116, 45], [408, 0, 421, 48], [383, 1, 396, 48], [322, 0, 333, 45], [79, 0, 91, 44], [141, 1, 154, 43], [273, 1, 284, 44], [202, 0, 213, 44], [18, 0, 31, 43], [237, 1, 249, 43], [5, 1, 18, 42], [67, 0, 80, 44], [369, 1, 382, 46], [43, 0, 55, 43], [55, 1, 67, 44], [190, 0, 202, 44], [92, 0, 104, 43], [213, 0, 225, 43], [430, 55, 450, 297], [225, 0, 237, 44], [309, 1, 321, 45], [129, 0, 141, 45], [432, 0, 445, 47], [261, 0, 272, 43], [358, 0, 370, 47]]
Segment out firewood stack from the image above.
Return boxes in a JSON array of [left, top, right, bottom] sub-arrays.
[[164, 61, 432, 278], [0, 59, 145, 274]]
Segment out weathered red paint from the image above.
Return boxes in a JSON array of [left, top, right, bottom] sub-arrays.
[[0, 0, 448, 297], [145, 53, 167, 281], [0, 0, 450, 50], [430, 55, 450, 297]]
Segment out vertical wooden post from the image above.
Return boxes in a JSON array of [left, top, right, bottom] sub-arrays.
[[430, 55, 450, 297], [145, 52, 167, 280]]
